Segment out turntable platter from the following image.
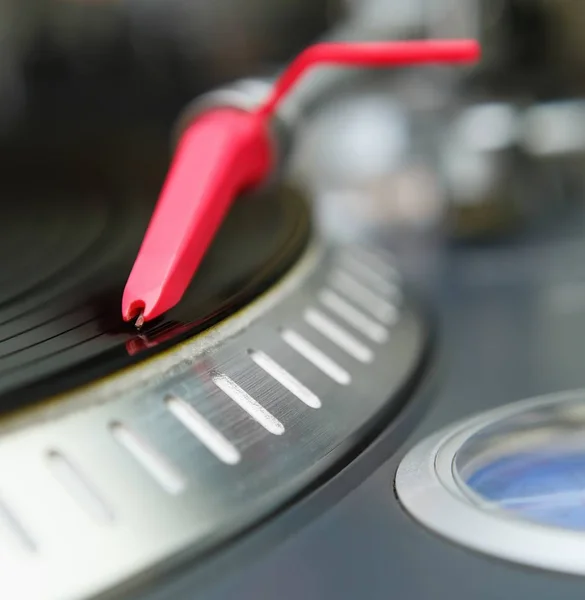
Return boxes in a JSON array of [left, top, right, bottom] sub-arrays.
[[0, 146, 309, 412], [0, 146, 431, 600]]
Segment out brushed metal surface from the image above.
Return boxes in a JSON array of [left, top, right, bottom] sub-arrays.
[[0, 240, 428, 600]]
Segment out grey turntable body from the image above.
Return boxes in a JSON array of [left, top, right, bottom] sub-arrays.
[[140, 209, 585, 600]]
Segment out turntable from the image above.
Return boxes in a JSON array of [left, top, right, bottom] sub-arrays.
[[9, 2, 585, 600], [0, 20, 454, 598], [0, 176, 433, 600]]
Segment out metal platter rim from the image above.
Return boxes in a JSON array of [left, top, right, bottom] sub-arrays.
[[0, 240, 325, 435], [396, 389, 585, 576], [0, 237, 428, 600], [137, 348, 439, 600]]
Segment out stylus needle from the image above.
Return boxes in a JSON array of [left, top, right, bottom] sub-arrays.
[[122, 40, 480, 324], [134, 310, 145, 330]]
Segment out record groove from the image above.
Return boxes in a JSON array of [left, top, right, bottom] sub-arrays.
[[0, 158, 310, 413]]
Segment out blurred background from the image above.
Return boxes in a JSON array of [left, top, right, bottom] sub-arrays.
[[3, 0, 585, 262]]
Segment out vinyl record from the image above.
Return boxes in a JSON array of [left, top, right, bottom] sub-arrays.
[[0, 144, 310, 413]]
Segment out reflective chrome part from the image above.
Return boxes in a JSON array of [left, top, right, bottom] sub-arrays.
[[166, 396, 242, 465], [0, 242, 428, 600], [319, 289, 389, 343], [342, 245, 400, 280], [212, 374, 285, 436], [249, 350, 322, 409], [304, 307, 374, 363], [0, 497, 35, 553], [46, 451, 113, 524], [522, 100, 585, 158], [396, 390, 585, 576], [330, 270, 400, 324], [110, 423, 187, 495], [341, 254, 400, 296], [281, 328, 352, 385]]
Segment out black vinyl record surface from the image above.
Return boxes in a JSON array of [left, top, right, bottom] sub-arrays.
[[0, 141, 310, 414], [0, 0, 321, 418]]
